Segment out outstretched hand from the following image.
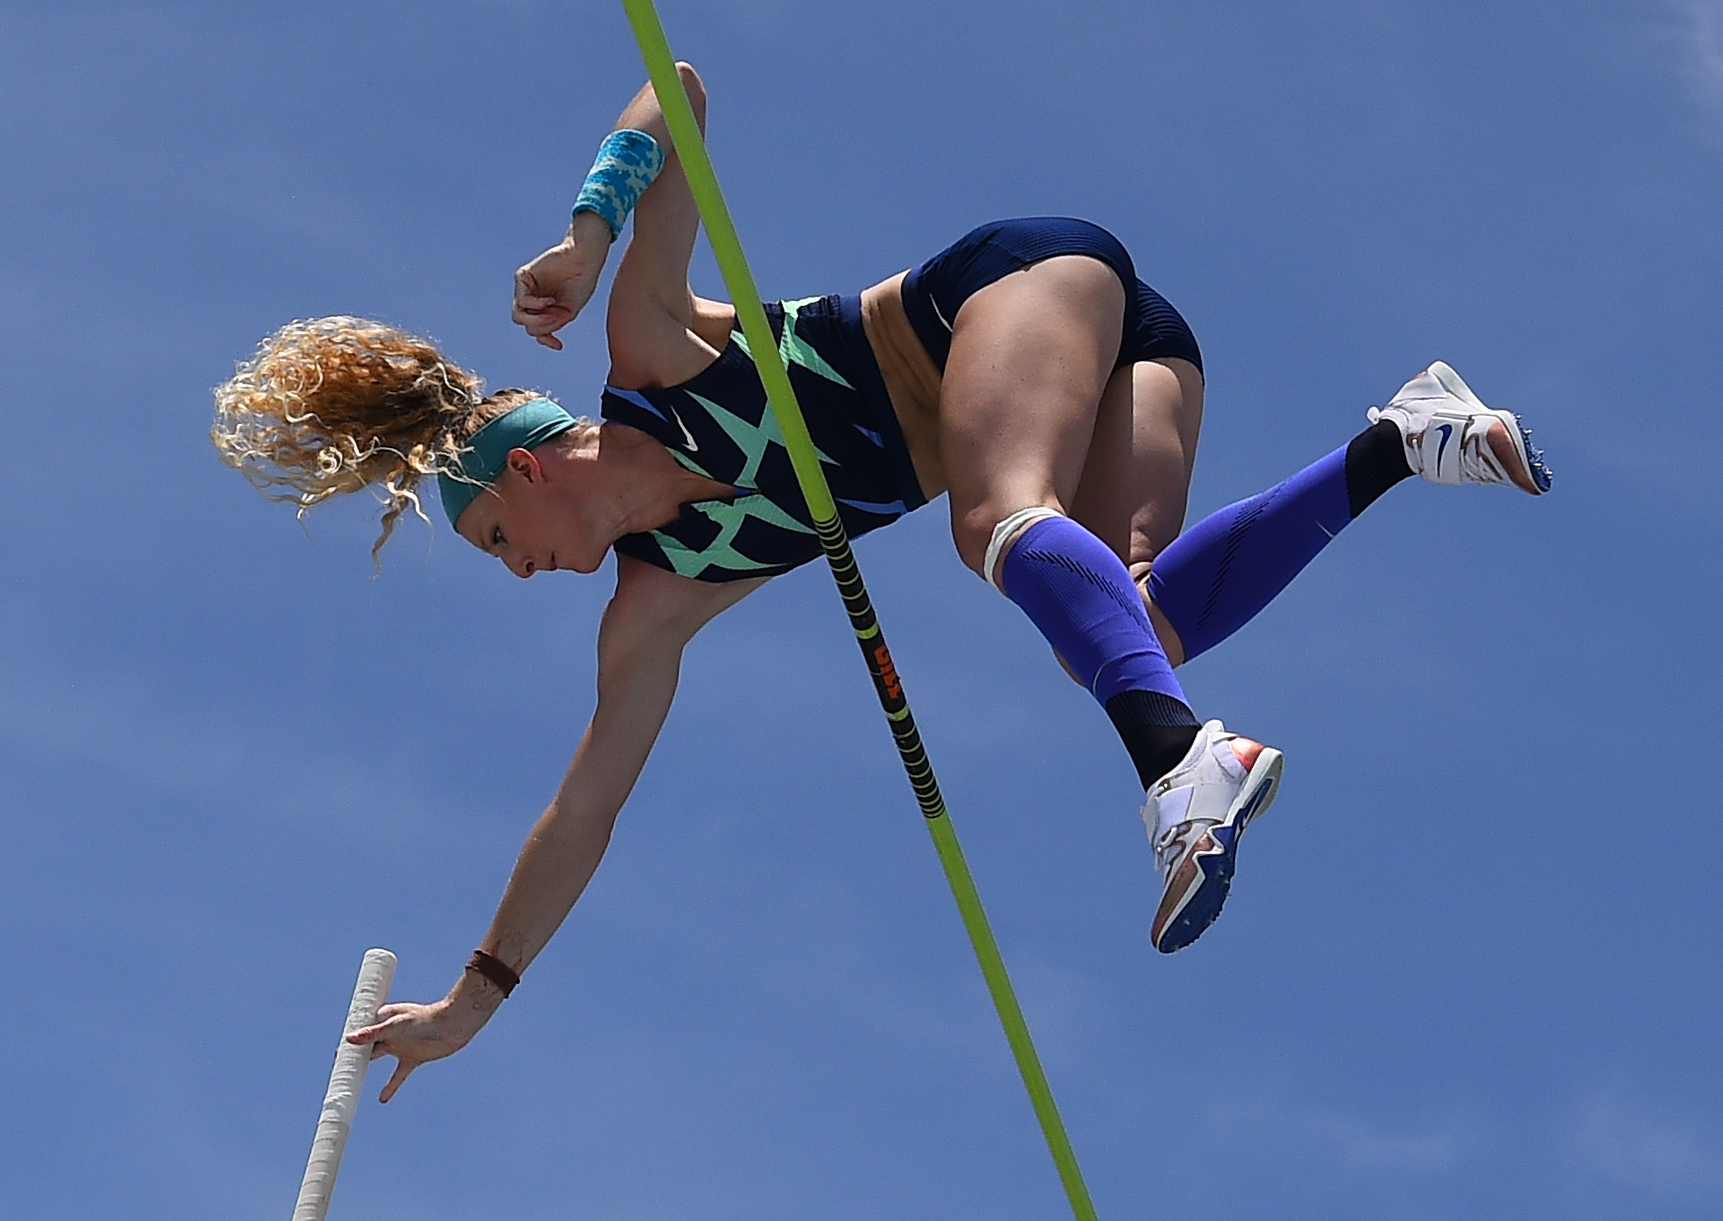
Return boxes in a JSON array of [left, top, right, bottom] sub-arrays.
[[346, 992, 496, 1103], [512, 213, 613, 350]]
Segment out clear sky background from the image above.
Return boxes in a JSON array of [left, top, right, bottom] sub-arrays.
[[2, 1, 1720, 1218]]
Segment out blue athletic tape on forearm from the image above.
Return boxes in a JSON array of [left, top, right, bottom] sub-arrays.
[[572, 129, 666, 239]]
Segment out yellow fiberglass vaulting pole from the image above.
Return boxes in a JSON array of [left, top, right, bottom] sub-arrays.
[[615, 5, 1100, 1219]]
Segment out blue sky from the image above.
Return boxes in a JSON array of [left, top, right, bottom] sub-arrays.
[[2, 1, 1720, 1218]]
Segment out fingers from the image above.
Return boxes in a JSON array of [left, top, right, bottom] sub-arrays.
[[513, 312, 568, 350], [346, 1008, 413, 1046], [512, 269, 557, 316], [514, 306, 563, 334], [378, 1057, 416, 1104], [511, 296, 557, 322], [513, 261, 578, 349], [510, 292, 571, 329], [337, 1000, 469, 1104]]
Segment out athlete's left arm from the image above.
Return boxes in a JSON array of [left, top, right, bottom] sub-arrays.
[[342, 559, 766, 1101]]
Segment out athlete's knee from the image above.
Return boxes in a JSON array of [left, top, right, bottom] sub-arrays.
[[955, 503, 1066, 590], [949, 505, 996, 578]]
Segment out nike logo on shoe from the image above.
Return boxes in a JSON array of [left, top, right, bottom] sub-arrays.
[[1434, 422, 1454, 470]]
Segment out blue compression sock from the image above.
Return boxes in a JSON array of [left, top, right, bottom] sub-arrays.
[[1002, 515, 1188, 705], [1001, 515, 1199, 788], [1147, 420, 1410, 661]]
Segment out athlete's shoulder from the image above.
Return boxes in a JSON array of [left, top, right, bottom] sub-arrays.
[[605, 551, 767, 644]]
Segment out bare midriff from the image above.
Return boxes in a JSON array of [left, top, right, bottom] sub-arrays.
[[860, 272, 946, 500]]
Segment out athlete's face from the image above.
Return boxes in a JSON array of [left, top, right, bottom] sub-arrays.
[[455, 447, 607, 578]]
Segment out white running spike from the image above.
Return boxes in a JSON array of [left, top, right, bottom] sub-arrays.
[[1368, 361, 1551, 494]]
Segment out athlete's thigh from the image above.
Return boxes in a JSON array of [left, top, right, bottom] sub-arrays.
[[1068, 356, 1204, 567], [938, 255, 1125, 571]]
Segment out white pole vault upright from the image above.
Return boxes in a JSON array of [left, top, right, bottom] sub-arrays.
[[290, 948, 397, 1221]]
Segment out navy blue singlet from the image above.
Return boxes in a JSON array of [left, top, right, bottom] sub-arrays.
[[601, 294, 927, 583]]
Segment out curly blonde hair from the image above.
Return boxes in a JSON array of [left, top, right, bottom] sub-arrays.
[[211, 316, 553, 565]]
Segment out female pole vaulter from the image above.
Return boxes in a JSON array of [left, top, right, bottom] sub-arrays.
[[212, 63, 1549, 1102]]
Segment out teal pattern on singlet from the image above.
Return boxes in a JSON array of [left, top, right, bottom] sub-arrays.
[[601, 293, 927, 583], [654, 299, 841, 575]]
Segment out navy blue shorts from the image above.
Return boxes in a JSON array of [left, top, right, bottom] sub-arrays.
[[900, 217, 1203, 377]]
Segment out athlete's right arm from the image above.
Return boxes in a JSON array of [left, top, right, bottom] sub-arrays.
[[347, 556, 765, 1100], [511, 62, 711, 362]]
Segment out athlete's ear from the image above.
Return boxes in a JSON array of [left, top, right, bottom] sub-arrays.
[[506, 448, 545, 483]]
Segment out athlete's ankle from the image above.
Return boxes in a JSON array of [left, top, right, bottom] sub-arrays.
[[1105, 690, 1201, 789]]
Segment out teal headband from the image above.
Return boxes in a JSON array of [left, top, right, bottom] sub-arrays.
[[438, 397, 578, 527]]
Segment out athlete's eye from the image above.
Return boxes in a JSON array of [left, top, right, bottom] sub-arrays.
[[491, 526, 505, 550]]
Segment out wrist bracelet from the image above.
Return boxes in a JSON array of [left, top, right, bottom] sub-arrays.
[[466, 949, 521, 997], [572, 128, 665, 240]]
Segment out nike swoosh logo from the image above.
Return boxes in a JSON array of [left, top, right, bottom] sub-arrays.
[[669, 406, 698, 452], [930, 295, 954, 333], [1434, 422, 1454, 469]]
